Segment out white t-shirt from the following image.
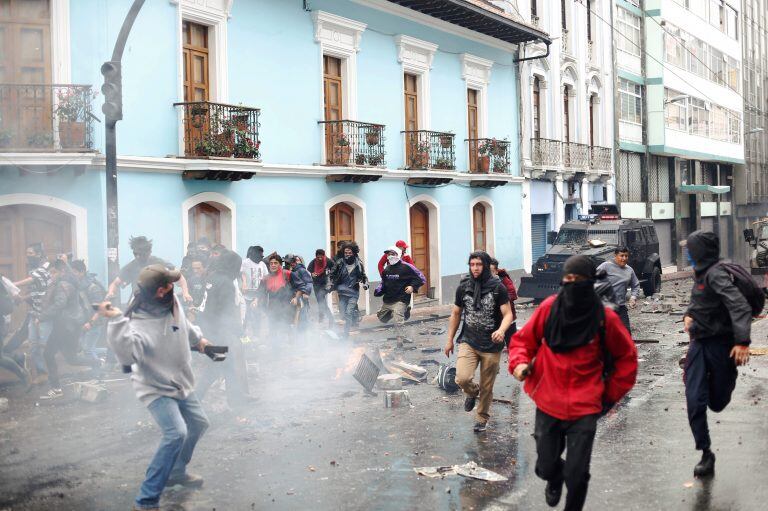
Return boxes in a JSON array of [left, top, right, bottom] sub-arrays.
[[241, 259, 268, 293]]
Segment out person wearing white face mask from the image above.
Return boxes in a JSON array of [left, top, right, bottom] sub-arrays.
[[374, 246, 426, 346]]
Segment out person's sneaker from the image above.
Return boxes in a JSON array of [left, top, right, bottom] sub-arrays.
[[40, 388, 63, 400], [694, 449, 715, 478], [473, 421, 487, 433], [464, 396, 476, 412], [545, 478, 564, 507], [167, 472, 204, 488]]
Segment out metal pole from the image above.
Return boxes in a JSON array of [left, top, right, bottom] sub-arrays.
[[103, 0, 146, 288]]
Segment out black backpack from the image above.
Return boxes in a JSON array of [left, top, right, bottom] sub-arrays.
[[706, 262, 765, 317]]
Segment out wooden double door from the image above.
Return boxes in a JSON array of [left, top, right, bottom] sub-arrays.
[[409, 203, 430, 296], [0, 204, 73, 281]]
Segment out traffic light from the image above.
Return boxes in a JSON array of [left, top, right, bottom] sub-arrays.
[[101, 61, 123, 121]]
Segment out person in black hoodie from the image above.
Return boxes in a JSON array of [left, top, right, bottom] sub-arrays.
[[196, 249, 248, 406], [287, 255, 314, 334], [443, 251, 513, 432], [681, 230, 752, 478], [374, 246, 425, 346], [40, 259, 100, 399], [329, 242, 369, 338]]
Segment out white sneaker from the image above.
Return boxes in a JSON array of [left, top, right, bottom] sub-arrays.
[[40, 388, 63, 400]]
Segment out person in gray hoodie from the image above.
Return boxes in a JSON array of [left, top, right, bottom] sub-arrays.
[[100, 264, 211, 511]]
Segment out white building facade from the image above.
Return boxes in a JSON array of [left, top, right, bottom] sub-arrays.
[[515, 0, 616, 271]]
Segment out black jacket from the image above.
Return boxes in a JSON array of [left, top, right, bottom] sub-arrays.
[[375, 261, 423, 305], [42, 274, 86, 325], [685, 230, 752, 345]]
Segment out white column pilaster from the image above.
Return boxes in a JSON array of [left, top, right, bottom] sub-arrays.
[[522, 179, 533, 272]]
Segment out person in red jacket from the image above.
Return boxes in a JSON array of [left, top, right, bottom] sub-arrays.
[[490, 257, 518, 345], [377, 240, 415, 276], [509, 255, 637, 511]]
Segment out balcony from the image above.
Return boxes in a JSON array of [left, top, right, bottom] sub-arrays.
[[0, 84, 96, 152], [466, 138, 511, 174], [589, 146, 612, 171], [563, 142, 589, 168], [318, 120, 386, 167], [530, 138, 562, 166], [402, 130, 455, 171], [174, 101, 261, 160]]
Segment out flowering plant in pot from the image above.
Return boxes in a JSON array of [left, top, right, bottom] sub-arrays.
[[333, 134, 351, 165], [365, 126, 381, 146], [439, 132, 453, 149], [55, 87, 96, 149], [410, 140, 430, 169]]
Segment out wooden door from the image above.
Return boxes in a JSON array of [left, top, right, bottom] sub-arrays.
[[473, 203, 486, 252], [467, 89, 479, 171], [182, 21, 209, 102], [329, 203, 355, 257], [0, 205, 72, 281], [323, 55, 343, 164], [182, 21, 209, 155], [532, 78, 541, 139], [0, 0, 52, 149], [404, 73, 419, 166], [189, 202, 221, 245], [409, 203, 430, 296]]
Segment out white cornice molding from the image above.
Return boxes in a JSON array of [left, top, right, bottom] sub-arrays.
[[352, 0, 517, 53], [461, 53, 493, 87], [0, 153, 523, 183], [170, 0, 232, 21], [395, 34, 438, 71], [312, 10, 367, 54]]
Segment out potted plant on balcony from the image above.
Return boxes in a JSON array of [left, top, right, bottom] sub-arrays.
[[195, 134, 231, 158], [368, 153, 385, 167], [354, 153, 367, 166], [55, 87, 95, 149], [0, 129, 12, 148], [234, 137, 260, 159], [410, 140, 430, 169], [476, 139, 493, 173], [433, 156, 453, 170], [492, 157, 508, 174], [365, 126, 381, 146], [28, 132, 54, 149], [439, 132, 453, 149], [333, 133, 351, 165]]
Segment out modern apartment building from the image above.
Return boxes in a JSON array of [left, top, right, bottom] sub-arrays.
[[614, 0, 744, 268]]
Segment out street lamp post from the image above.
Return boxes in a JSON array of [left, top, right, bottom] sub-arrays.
[[102, 0, 146, 292]]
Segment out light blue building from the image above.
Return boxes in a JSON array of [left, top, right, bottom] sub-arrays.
[[0, 0, 548, 312]]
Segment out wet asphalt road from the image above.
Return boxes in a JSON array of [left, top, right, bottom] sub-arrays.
[[1, 284, 768, 510]]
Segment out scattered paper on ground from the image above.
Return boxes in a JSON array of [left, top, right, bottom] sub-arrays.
[[414, 461, 507, 482]]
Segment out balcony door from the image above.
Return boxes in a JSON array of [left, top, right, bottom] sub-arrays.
[[182, 21, 210, 156], [563, 89, 570, 144], [467, 88, 479, 171], [0, 0, 52, 149], [323, 55, 343, 164], [404, 73, 419, 167], [532, 77, 541, 139]]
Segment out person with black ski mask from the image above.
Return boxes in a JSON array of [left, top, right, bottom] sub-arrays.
[[509, 255, 637, 511], [681, 230, 752, 478], [444, 251, 513, 433]]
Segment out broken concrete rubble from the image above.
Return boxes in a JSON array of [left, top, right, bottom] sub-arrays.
[[414, 461, 507, 482]]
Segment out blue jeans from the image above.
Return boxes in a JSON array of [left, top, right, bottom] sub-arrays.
[[338, 294, 359, 336], [134, 393, 210, 510], [28, 318, 52, 373]]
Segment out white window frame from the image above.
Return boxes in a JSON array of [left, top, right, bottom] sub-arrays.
[[395, 34, 437, 131], [469, 197, 496, 256], [51, 0, 71, 83], [619, 78, 642, 125], [181, 192, 237, 251], [616, 8, 641, 57], [461, 53, 492, 139]]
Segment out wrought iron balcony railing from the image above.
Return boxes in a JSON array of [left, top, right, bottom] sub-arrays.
[[530, 138, 562, 166], [174, 101, 261, 159], [563, 142, 590, 168], [401, 130, 455, 170], [589, 146, 612, 170], [318, 120, 386, 167], [466, 138, 511, 174], [0, 84, 96, 152]]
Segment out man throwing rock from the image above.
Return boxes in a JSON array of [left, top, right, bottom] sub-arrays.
[[99, 265, 210, 511]]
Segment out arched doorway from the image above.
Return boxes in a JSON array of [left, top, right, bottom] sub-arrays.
[[409, 202, 430, 296], [188, 202, 222, 245], [0, 204, 73, 280], [472, 203, 487, 252], [329, 202, 355, 256]]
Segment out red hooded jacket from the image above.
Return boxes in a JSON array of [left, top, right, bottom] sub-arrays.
[[508, 296, 637, 421]]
